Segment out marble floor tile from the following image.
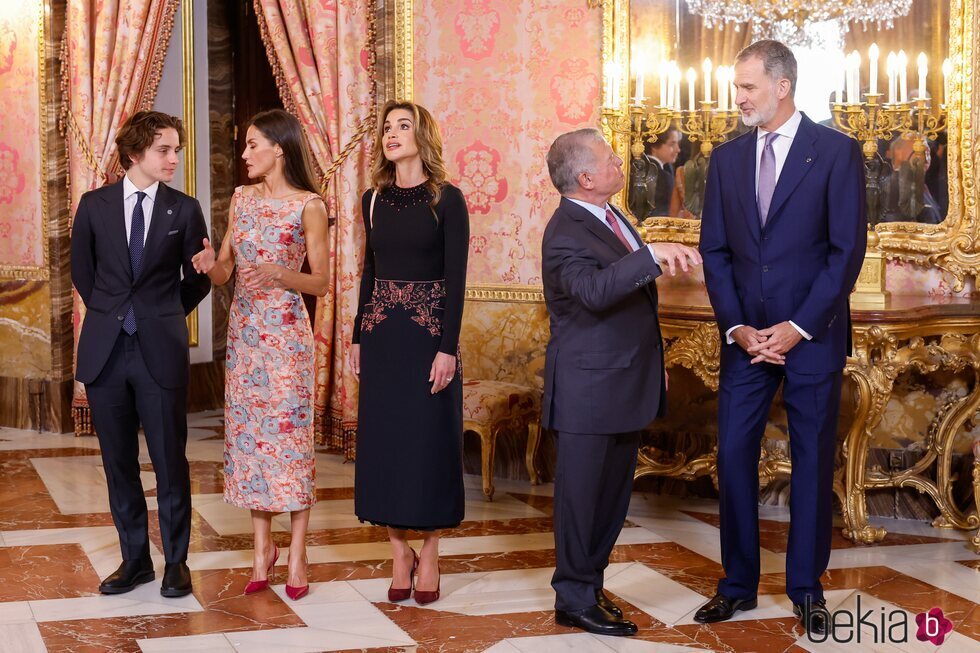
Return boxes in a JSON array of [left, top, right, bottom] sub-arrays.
[[28, 583, 203, 622], [1, 411, 976, 653], [0, 622, 47, 653], [138, 632, 236, 652]]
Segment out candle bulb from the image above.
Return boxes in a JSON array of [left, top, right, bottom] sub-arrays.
[[703, 58, 712, 103], [898, 50, 908, 103], [659, 61, 668, 107], [845, 51, 855, 103], [675, 63, 682, 111], [942, 58, 952, 105], [917, 52, 927, 101], [687, 67, 696, 111], [634, 61, 645, 104], [869, 43, 879, 95], [717, 66, 727, 111], [887, 51, 896, 103]]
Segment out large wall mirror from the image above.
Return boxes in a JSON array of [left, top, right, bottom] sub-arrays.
[[599, 0, 978, 289]]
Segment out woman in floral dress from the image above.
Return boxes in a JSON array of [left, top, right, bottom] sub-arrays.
[[192, 109, 328, 601]]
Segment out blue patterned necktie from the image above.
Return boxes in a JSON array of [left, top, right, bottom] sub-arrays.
[[122, 190, 147, 335], [757, 132, 779, 226]]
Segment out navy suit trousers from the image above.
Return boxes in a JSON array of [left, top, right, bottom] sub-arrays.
[[86, 332, 191, 563], [715, 361, 842, 605]]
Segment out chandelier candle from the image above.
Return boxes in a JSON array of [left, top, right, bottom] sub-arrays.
[[869, 43, 879, 95]]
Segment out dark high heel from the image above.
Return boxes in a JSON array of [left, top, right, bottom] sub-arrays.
[[413, 561, 440, 605], [387, 548, 418, 602], [244, 546, 279, 595]]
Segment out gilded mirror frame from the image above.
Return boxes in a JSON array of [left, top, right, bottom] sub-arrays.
[[600, 0, 980, 289]]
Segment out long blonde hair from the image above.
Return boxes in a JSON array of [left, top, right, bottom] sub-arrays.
[[370, 100, 449, 207]]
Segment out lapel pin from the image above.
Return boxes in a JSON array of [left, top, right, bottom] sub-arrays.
[[805, 157, 812, 163], [167, 209, 173, 215]]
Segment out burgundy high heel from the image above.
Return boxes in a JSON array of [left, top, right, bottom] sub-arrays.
[[243, 546, 279, 595], [387, 548, 418, 602], [413, 561, 440, 605], [285, 553, 310, 601]]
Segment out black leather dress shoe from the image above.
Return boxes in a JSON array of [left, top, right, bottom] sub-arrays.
[[555, 604, 638, 636], [595, 589, 623, 618], [794, 598, 829, 637], [160, 561, 193, 598], [99, 559, 155, 595], [693, 593, 758, 623]]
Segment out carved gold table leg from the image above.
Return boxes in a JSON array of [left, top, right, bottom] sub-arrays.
[[841, 359, 887, 543], [526, 419, 541, 485], [972, 459, 980, 553]]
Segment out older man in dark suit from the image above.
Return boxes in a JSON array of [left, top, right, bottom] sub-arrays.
[[71, 111, 211, 598], [541, 128, 701, 636]]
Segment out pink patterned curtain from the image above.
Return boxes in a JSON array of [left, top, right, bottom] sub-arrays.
[[62, 0, 180, 433], [254, 0, 375, 458]]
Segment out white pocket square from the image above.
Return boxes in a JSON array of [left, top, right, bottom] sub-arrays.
[[167, 229, 180, 235]]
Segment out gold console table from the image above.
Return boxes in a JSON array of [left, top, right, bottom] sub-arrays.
[[638, 286, 980, 550]]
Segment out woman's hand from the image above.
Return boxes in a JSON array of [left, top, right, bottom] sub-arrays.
[[192, 238, 216, 274], [429, 351, 457, 394], [240, 264, 288, 291], [349, 344, 360, 379]]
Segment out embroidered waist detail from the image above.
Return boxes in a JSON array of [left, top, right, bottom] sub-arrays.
[[362, 279, 446, 336]]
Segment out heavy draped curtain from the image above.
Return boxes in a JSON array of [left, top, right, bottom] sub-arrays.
[[253, 0, 374, 458], [63, 0, 181, 433]]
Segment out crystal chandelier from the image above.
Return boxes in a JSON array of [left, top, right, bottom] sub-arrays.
[[685, 0, 913, 48]]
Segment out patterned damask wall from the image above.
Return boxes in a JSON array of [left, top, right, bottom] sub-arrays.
[[413, 0, 600, 285], [0, 3, 44, 272], [0, 1, 50, 380]]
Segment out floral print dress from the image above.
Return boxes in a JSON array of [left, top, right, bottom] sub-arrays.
[[223, 186, 317, 512]]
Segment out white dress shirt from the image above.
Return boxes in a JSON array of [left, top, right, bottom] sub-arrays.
[[123, 174, 159, 247], [726, 110, 812, 345], [566, 197, 660, 265]]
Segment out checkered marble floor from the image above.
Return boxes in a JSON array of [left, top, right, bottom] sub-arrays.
[[0, 411, 978, 652]]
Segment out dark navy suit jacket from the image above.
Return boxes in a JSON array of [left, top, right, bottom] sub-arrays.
[[699, 113, 867, 374], [541, 198, 666, 435], [70, 180, 211, 389]]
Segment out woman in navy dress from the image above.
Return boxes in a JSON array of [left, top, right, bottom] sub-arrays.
[[350, 100, 469, 605]]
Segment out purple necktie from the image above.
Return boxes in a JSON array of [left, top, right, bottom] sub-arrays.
[[757, 132, 779, 226]]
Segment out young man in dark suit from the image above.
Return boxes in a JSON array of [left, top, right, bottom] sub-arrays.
[[71, 111, 211, 597], [541, 128, 701, 636], [697, 41, 866, 635]]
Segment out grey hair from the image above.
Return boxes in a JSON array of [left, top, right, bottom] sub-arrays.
[[736, 39, 797, 96], [546, 128, 606, 195]]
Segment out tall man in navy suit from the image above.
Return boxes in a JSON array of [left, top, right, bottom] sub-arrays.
[[71, 111, 211, 597], [542, 128, 702, 636], [695, 41, 866, 635]]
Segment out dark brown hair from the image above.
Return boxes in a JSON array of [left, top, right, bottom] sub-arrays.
[[115, 111, 186, 170], [248, 109, 320, 195], [370, 100, 449, 207]]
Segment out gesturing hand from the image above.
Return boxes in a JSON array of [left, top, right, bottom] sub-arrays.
[[192, 237, 216, 274], [429, 352, 457, 394], [650, 243, 703, 276]]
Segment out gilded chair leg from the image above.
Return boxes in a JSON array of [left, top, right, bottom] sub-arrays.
[[525, 419, 541, 485], [480, 426, 496, 501], [972, 459, 980, 554]]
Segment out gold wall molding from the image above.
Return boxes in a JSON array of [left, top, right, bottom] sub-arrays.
[[0, 0, 50, 281], [605, 0, 980, 289], [465, 284, 544, 303], [393, 0, 413, 100], [181, 0, 198, 347]]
